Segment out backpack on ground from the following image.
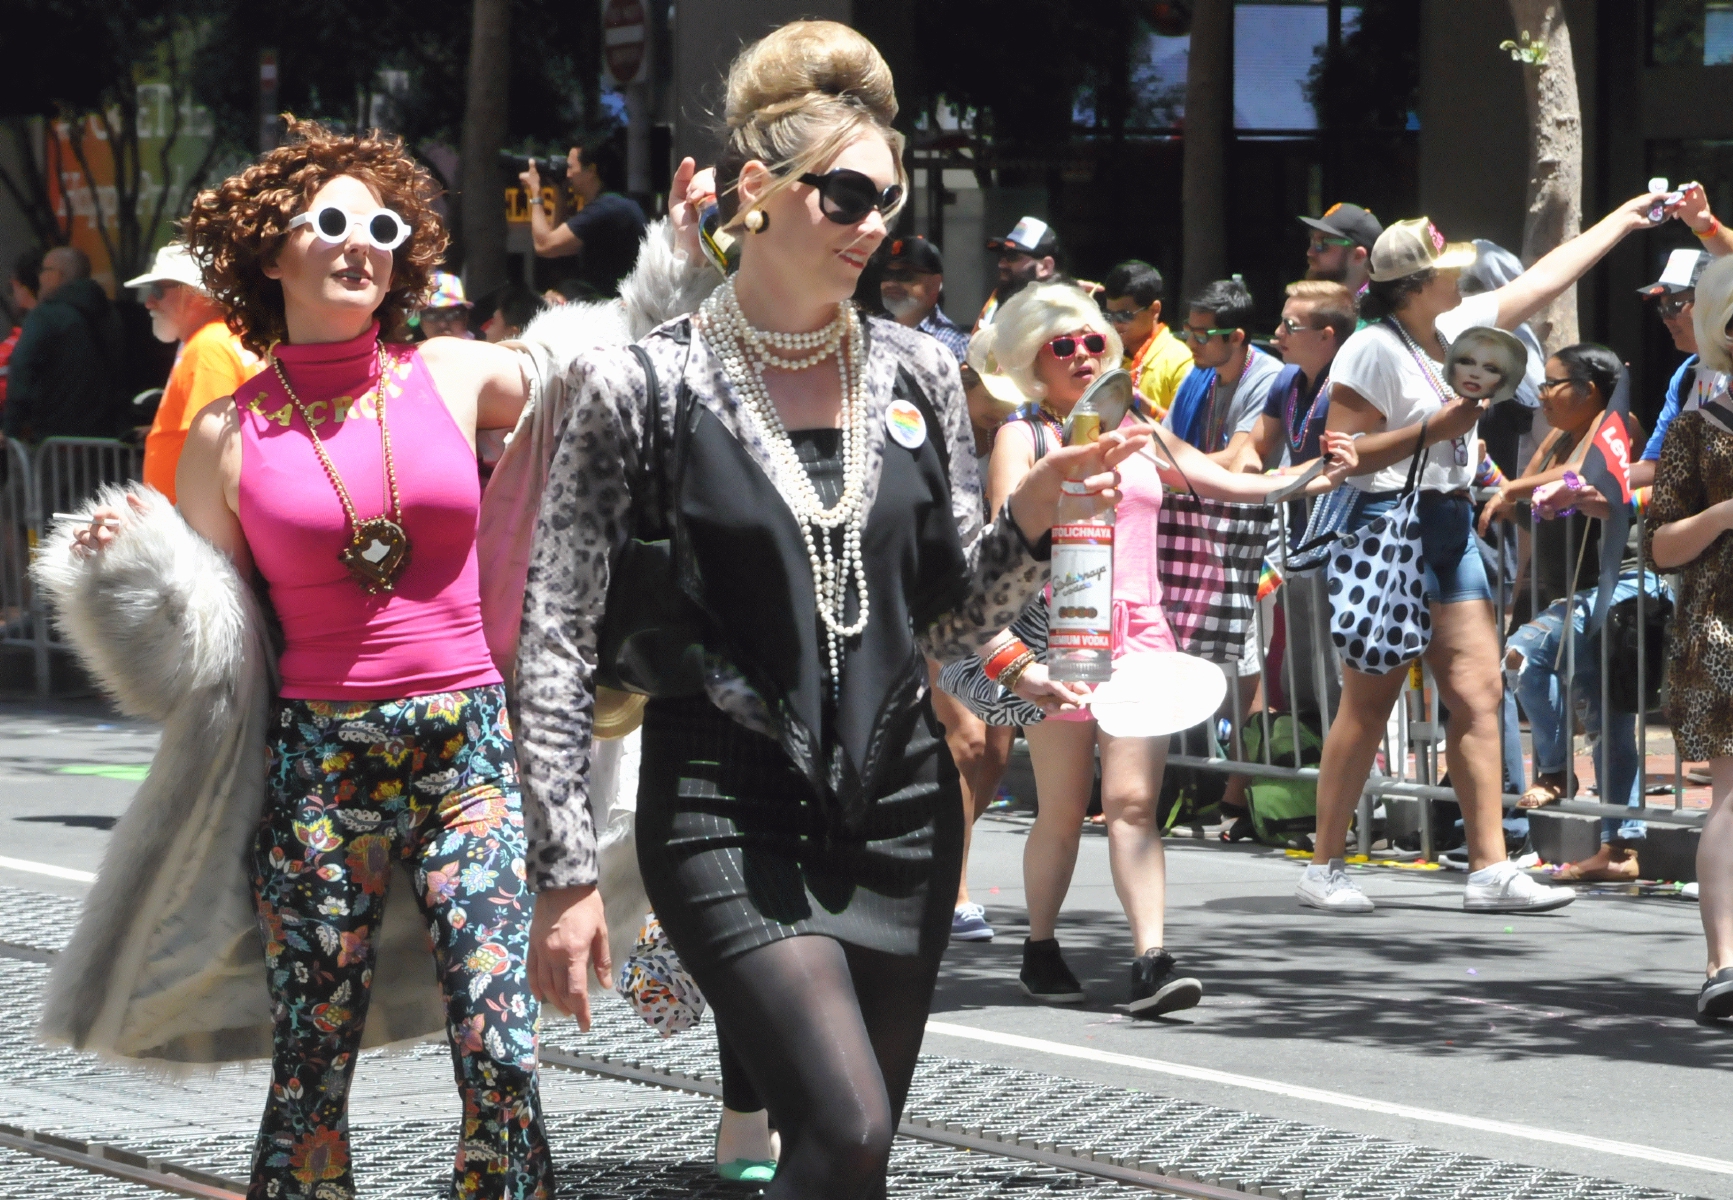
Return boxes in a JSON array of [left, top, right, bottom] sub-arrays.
[[1240, 711, 1323, 846]]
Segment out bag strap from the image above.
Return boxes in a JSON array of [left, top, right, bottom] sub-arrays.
[[894, 365, 952, 482], [1145, 421, 1201, 500], [1400, 416, 1431, 496], [627, 343, 663, 539]]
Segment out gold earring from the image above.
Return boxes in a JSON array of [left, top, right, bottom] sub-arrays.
[[744, 208, 768, 234]]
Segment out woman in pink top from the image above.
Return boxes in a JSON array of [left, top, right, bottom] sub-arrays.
[[83, 121, 548, 1199], [969, 282, 1357, 1019]]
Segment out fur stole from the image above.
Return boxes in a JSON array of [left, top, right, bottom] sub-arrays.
[[31, 487, 444, 1063]]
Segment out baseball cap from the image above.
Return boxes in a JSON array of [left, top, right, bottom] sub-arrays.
[[423, 271, 472, 310], [986, 216, 1057, 258], [1299, 202, 1383, 251], [1637, 248, 1711, 297], [1368, 217, 1478, 283], [123, 243, 206, 292], [886, 235, 944, 275]]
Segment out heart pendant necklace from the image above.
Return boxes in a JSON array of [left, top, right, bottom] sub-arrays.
[[269, 345, 412, 594]]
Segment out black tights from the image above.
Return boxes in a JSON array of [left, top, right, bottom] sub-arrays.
[[696, 935, 942, 1200]]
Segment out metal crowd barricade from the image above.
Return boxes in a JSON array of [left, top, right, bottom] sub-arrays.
[[0, 438, 147, 697], [1163, 488, 1704, 863]]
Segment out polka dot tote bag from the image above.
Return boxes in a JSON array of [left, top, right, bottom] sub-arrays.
[[1327, 430, 1431, 675]]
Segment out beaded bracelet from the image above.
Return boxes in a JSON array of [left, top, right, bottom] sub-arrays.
[[984, 638, 1032, 682], [998, 652, 1038, 693]]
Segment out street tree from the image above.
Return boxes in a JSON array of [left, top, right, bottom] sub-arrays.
[[1503, 1, 1582, 353]]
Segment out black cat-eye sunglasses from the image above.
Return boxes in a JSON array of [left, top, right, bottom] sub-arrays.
[[796, 168, 904, 225]]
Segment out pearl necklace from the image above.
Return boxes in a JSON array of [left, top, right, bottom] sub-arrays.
[[699, 280, 870, 693]]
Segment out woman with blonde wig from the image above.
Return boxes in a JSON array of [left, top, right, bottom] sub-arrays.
[[1648, 253, 1733, 1020], [513, 22, 1144, 1197], [964, 281, 1358, 1015]]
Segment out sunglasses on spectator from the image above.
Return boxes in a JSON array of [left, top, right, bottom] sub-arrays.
[[146, 281, 183, 302], [1538, 376, 1578, 395], [1656, 293, 1693, 319], [1180, 325, 1236, 344], [289, 205, 412, 251], [1044, 332, 1108, 360], [1103, 305, 1151, 325], [1280, 316, 1323, 335], [796, 169, 903, 225], [1308, 236, 1355, 250]]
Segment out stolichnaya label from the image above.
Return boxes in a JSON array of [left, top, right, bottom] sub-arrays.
[[1048, 522, 1113, 653]]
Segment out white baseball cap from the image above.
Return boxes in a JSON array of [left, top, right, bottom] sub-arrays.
[[124, 243, 207, 292]]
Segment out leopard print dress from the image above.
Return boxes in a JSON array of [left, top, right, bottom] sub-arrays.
[[1645, 409, 1733, 761]]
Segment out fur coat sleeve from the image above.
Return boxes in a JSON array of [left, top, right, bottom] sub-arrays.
[[31, 488, 446, 1063]]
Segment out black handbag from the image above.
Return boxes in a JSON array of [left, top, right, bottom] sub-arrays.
[[594, 343, 708, 697], [1606, 585, 1671, 715]]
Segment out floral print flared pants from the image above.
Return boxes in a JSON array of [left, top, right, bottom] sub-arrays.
[[248, 686, 552, 1200]]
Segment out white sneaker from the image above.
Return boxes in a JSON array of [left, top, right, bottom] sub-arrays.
[[1296, 859, 1375, 914], [1463, 861, 1575, 913]]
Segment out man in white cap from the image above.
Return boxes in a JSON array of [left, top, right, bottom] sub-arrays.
[[1630, 249, 1724, 490], [129, 242, 258, 501], [976, 216, 1059, 330]]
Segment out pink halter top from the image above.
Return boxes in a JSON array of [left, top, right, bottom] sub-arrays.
[[237, 324, 501, 700]]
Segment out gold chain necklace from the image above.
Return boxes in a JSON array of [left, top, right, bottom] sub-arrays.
[[268, 345, 412, 594]]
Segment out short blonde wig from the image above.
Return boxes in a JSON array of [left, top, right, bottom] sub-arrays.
[[716, 21, 907, 233], [978, 281, 1123, 400], [1694, 254, 1733, 375]]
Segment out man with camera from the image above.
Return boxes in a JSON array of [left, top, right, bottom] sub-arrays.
[[519, 138, 647, 297]]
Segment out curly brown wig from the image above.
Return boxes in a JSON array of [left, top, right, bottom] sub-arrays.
[[182, 116, 448, 356]]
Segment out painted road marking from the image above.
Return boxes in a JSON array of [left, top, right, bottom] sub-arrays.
[[57, 764, 150, 781], [0, 856, 96, 883], [924, 1020, 1733, 1176]]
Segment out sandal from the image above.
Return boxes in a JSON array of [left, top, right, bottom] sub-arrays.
[[1554, 848, 1640, 883], [1517, 775, 1568, 810]]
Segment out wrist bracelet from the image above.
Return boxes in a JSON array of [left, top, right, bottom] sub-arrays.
[[998, 652, 1037, 693], [1696, 215, 1721, 239], [984, 639, 1032, 682]]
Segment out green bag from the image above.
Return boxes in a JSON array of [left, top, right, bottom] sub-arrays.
[[1241, 712, 1323, 846]]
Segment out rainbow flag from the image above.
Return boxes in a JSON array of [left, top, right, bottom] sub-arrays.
[[1256, 559, 1283, 601]]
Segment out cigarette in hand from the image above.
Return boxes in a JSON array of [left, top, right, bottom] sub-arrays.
[[55, 513, 121, 527]]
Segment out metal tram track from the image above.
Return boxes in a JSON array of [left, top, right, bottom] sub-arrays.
[[539, 1046, 1256, 1200]]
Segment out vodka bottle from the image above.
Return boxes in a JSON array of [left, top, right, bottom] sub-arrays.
[[1048, 399, 1115, 682]]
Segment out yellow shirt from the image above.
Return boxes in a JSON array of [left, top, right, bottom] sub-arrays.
[[1126, 323, 1193, 420], [143, 320, 260, 502]]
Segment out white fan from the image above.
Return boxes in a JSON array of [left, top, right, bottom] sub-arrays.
[[1086, 651, 1227, 738]]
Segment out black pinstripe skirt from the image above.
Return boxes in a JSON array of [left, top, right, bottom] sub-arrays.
[[635, 695, 963, 971]]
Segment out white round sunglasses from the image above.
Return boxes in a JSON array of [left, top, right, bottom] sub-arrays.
[[288, 204, 411, 251]]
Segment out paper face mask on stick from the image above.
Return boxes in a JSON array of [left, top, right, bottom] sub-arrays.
[[1445, 326, 1527, 405]]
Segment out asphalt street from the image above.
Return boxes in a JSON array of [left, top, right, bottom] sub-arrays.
[[0, 699, 1726, 1199]]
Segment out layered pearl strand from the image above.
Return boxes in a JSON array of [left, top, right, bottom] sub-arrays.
[[699, 280, 871, 694]]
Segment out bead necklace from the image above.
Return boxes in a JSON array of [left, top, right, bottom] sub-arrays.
[[1385, 317, 1471, 467], [1284, 368, 1329, 453], [698, 280, 870, 694], [269, 345, 412, 593]]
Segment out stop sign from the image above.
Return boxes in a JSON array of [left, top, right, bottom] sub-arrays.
[[603, 0, 646, 86]]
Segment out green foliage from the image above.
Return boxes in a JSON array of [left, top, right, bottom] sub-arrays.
[[1500, 31, 1550, 65]]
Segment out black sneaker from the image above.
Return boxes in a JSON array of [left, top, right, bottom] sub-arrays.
[[1698, 967, 1733, 1020], [1019, 938, 1087, 1004], [1128, 950, 1202, 1019]]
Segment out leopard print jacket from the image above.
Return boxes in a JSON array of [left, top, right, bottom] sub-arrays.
[[514, 314, 1048, 890]]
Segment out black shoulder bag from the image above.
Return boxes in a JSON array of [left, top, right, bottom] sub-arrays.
[[594, 343, 708, 696]]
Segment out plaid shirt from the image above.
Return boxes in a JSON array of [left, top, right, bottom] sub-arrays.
[[917, 307, 971, 366]]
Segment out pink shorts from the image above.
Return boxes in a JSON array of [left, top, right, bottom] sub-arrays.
[[1049, 601, 1177, 722]]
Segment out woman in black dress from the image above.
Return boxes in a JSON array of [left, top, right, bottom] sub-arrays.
[[513, 20, 1138, 1198]]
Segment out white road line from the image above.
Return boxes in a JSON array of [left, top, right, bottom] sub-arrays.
[[924, 1020, 1733, 1176], [0, 856, 95, 883]]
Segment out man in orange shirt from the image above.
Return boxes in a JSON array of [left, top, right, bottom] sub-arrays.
[[128, 244, 258, 501]]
